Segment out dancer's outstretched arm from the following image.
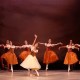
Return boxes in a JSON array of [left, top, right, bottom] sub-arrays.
[[52, 42, 63, 46], [59, 46, 66, 50], [39, 42, 45, 45]]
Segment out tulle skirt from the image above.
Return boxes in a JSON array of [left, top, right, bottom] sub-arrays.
[[20, 54, 41, 70], [43, 50, 59, 64], [1, 51, 18, 65], [64, 51, 78, 65]]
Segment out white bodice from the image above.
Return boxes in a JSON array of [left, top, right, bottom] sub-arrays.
[[22, 44, 31, 48], [5, 44, 11, 49], [66, 45, 75, 49], [45, 43, 53, 47], [30, 45, 38, 53]]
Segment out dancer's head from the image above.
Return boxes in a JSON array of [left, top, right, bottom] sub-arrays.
[[70, 40, 73, 45], [10, 41, 12, 45], [48, 39, 52, 43], [6, 40, 9, 44], [24, 40, 28, 45]]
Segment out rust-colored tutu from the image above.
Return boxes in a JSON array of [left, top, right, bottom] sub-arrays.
[[64, 51, 78, 65], [43, 48, 58, 64], [1, 49, 18, 65], [19, 49, 31, 61]]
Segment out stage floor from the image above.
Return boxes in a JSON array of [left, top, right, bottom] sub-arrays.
[[0, 70, 80, 80]]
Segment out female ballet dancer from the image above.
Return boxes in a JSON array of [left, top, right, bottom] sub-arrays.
[[1, 40, 18, 72], [8, 41, 18, 72], [59, 40, 79, 72], [39, 39, 62, 71], [1, 40, 11, 69], [20, 35, 41, 76], [19, 40, 31, 61]]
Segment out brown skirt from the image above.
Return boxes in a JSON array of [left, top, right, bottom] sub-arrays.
[[43, 50, 58, 64], [1, 51, 18, 65], [64, 51, 78, 65]]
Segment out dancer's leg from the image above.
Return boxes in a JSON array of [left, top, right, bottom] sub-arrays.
[[46, 64, 48, 71], [28, 69, 30, 76], [11, 64, 13, 73], [35, 70, 39, 76], [68, 64, 70, 72]]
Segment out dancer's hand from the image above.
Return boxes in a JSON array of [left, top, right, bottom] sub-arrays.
[[34, 34, 37, 38], [78, 48, 79, 51], [59, 42, 63, 45]]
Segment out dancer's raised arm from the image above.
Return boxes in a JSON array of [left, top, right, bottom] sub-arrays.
[[32, 34, 37, 45]]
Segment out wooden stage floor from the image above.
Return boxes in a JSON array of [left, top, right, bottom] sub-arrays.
[[0, 70, 80, 80]]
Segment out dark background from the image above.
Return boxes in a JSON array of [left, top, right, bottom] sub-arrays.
[[0, 0, 80, 70]]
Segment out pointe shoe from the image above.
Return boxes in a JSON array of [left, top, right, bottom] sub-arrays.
[[36, 73, 39, 77], [34, 74, 39, 77], [37, 74, 39, 77], [46, 67, 48, 71], [68, 68, 70, 72]]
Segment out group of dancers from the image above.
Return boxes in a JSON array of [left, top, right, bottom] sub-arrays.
[[0, 34, 80, 76]]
